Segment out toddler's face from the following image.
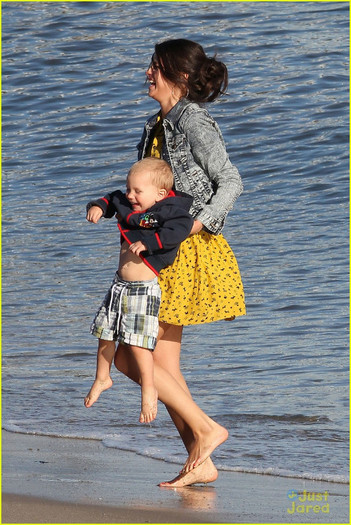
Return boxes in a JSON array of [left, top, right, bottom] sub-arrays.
[[126, 171, 166, 212]]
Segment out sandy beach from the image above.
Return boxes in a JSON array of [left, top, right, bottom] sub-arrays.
[[1, 430, 349, 523]]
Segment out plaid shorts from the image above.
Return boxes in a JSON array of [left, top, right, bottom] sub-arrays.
[[90, 273, 161, 350]]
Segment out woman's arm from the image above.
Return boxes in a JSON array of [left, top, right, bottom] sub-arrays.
[[182, 109, 243, 233]]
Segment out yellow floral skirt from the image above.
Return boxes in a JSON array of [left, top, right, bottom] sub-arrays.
[[158, 231, 246, 326]]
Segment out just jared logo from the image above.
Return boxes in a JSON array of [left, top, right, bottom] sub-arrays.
[[287, 489, 329, 514]]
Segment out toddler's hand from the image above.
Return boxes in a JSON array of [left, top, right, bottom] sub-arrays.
[[86, 206, 103, 223], [129, 241, 147, 256]]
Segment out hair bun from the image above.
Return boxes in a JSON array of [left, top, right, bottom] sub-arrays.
[[196, 56, 228, 102], [203, 57, 221, 80]]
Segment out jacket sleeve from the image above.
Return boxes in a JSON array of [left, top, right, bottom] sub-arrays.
[[126, 208, 194, 254], [86, 190, 127, 219], [181, 109, 243, 233]]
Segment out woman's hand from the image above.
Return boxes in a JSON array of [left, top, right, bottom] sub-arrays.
[[86, 206, 103, 223], [190, 220, 203, 235]]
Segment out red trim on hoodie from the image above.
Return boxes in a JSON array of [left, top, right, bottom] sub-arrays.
[[126, 209, 146, 223], [139, 254, 159, 276], [155, 232, 163, 249]]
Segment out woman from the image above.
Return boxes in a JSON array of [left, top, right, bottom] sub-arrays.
[[114, 39, 245, 487]]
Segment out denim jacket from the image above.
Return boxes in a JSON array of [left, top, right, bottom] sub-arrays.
[[137, 98, 243, 234]]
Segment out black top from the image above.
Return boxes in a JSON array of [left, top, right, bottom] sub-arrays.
[[87, 190, 194, 275]]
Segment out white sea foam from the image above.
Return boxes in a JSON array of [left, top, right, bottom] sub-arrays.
[[3, 425, 347, 485]]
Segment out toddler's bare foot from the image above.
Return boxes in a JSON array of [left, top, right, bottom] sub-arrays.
[[181, 424, 228, 473], [84, 377, 113, 407], [139, 386, 158, 423], [159, 457, 218, 487]]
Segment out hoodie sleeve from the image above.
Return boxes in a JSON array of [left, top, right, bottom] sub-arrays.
[[86, 190, 128, 219]]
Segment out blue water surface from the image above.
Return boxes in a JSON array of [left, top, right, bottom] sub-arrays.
[[2, 1, 349, 483]]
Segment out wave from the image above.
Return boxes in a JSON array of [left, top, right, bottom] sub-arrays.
[[215, 465, 348, 485], [3, 424, 348, 485], [223, 413, 333, 424]]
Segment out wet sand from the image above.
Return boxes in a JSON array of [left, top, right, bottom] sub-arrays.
[[2, 431, 349, 523]]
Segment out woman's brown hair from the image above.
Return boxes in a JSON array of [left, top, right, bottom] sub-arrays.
[[154, 39, 228, 103]]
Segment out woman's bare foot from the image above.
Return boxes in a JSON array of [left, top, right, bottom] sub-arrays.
[[159, 457, 218, 487], [181, 424, 228, 473], [139, 386, 158, 423], [84, 377, 113, 407]]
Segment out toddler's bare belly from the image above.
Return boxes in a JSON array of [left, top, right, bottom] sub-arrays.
[[118, 242, 156, 281]]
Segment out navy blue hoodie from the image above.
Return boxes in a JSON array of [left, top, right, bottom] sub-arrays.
[[87, 190, 193, 276]]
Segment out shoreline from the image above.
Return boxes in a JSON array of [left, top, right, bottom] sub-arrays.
[[2, 431, 349, 523]]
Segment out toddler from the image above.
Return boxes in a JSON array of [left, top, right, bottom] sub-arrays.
[[84, 158, 193, 423]]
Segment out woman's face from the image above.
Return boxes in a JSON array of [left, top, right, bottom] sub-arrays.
[[146, 55, 179, 111]]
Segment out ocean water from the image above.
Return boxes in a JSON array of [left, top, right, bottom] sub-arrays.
[[2, 1, 349, 484]]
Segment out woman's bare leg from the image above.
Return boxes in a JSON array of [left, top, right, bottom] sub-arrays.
[[153, 323, 218, 486], [154, 324, 193, 447], [84, 339, 115, 407], [115, 324, 227, 476]]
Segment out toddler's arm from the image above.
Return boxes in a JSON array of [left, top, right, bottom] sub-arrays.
[[128, 241, 148, 256], [86, 190, 122, 219], [86, 206, 104, 223]]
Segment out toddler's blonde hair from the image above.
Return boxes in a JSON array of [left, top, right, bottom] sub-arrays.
[[128, 158, 174, 191]]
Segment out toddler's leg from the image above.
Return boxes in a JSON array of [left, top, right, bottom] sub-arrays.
[[128, 344, 158, 424], [84, 339, 115, 407]]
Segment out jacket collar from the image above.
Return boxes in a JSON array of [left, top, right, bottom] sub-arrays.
[[163, 98, 193, 130]]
